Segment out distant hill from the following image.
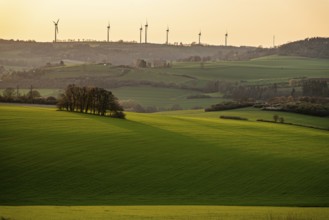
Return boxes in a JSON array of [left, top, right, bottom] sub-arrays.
[[0, 37, 327, 69], [278, 37, 329, 59], [0, 39, 261, 68], [1, 55, 328, 111]]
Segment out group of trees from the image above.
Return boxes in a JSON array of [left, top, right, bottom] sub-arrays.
[[279, 37, 329, 59], [262, 96, 329, 117], [178, 56, 212, 62], [203, 80, 282, 100], [57, 84, 125, 118], [229, 84, 279, 100], [0, 87, 57, 105], [302, 79, 328, 97], [134, 59, 171, 68], [273, 114, 284, 123], [205, 101, 254, 112]]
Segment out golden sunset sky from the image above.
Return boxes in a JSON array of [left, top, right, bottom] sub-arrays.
[[0, 0, 328, 47]]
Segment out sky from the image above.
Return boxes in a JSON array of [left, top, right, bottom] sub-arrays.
[[0, 0, 328, 47]]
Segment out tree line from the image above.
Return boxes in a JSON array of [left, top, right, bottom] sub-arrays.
[[57, 84, 125, 118], [279, 37, 329, 59], [302, 79, 328, 97], [0, 86, 57, 105]]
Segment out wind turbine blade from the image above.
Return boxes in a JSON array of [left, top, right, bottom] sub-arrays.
[[57, 19, 59, 24]]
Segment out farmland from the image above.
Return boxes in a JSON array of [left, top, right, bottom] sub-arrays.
[[2, 55, 328, 110], [1, 105, 328, 207], [1, 206, 329, 220], [1, 41, 329, 219]]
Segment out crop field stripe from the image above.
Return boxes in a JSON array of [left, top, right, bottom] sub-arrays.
[[1, 206, 329, 220], [0, 105, 328, 206]]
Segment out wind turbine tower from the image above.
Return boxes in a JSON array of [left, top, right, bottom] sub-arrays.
[[273, 35, 276, 48], [107, 22, 111, 42], [198, 31, 202, 45], [145, 21, 148, 43], [139, 25, 143, 43], [225, 31, 228, 46], [166, 26, 169, 45], [53, 19, 59, 42]]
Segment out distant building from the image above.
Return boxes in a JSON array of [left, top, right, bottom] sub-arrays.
[[134, 59, 171, 68], [149, 60, 171, 68]]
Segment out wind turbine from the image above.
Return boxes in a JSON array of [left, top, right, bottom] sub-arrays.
[[225, 31, 228, 46], [145, 20, 148, 44], [107, 22, 111, 42], [139, 25, 143, 43], [53, 19, 59, 42], [198, 31, 202, 45], [166, 26, 169, 45]]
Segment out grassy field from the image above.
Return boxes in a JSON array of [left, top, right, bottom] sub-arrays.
[[160, 108, 329, 130], [1, 206, 329, 220], [2, 55, 328, 110], [0, 87, 226, 110], [42, 56, 329, 83], [112, 86, 226, 109], [173, 56, 329, 81], [1, 105, 328, 206]]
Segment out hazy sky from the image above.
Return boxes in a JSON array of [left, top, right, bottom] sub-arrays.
[[0, 0, 328, 47]]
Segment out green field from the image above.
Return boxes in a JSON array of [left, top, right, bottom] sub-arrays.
[[1, 206, 329, 220], [1, 33, 328, 220], [112, 86, 226, 110], [160, 108, 329, 130], [172, 56, 329, 83], [2, 55, 328, 110], [1, 105, 328, 206], [42, 56, 329, 83]]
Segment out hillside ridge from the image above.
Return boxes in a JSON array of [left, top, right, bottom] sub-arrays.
[[0, 37, 327, 68]]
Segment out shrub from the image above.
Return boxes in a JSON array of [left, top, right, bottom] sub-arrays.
[[205, 101, 254, 112], [279, 117, 285, 123], [219, 115, 248, 120], [110, 111, 126, 119]]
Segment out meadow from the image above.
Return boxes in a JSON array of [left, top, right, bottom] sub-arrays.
[[1, 104, 329, 219], [1, 206, 329, 220], [172, 56, 329, 83], [2, 55, 328, 110], [1, 104, 328, 206], [42, 56, 329, 83]]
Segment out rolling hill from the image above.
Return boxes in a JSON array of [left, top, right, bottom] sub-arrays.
[[1, 105, 328, 206], [0, 37, 327, 71], [1, 55, 328, 110]]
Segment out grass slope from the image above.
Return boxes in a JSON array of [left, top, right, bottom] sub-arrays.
[[173, 55, 329, 81], [0, 105, 328, 206], [43, 56, 329, 84], [160, 108, 329, 130], [111, 86, 225, 109], [1, 206, 329, 220]]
